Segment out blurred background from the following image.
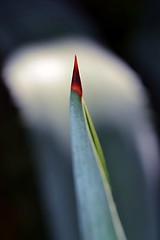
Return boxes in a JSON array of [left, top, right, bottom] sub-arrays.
[[0, 0, 160, 239]]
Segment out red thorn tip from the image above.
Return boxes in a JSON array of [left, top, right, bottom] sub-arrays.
[[71, 55, 83, 97], [74, 55, 78, 69]]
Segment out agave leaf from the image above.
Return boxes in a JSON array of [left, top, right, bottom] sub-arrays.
[[82, 99, 109, 183], [70, 56, 126, 240]]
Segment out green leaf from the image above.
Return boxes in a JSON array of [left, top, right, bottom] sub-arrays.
[[82, 99, 110, 183], [70, 57, 126, 240]]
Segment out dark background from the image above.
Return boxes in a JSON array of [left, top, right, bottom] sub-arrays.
[[0, 0, 160, 239]]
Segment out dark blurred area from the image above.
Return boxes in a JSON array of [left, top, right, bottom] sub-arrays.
[[0, 0, 160, 239], [0, 61, 45, 239]]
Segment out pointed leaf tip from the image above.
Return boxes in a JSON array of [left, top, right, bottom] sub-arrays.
[[71, 55, 83, 97], [74, 55, 78, 69]]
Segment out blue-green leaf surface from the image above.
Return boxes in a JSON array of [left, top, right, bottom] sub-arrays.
[[70, 69, 126, 240]]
